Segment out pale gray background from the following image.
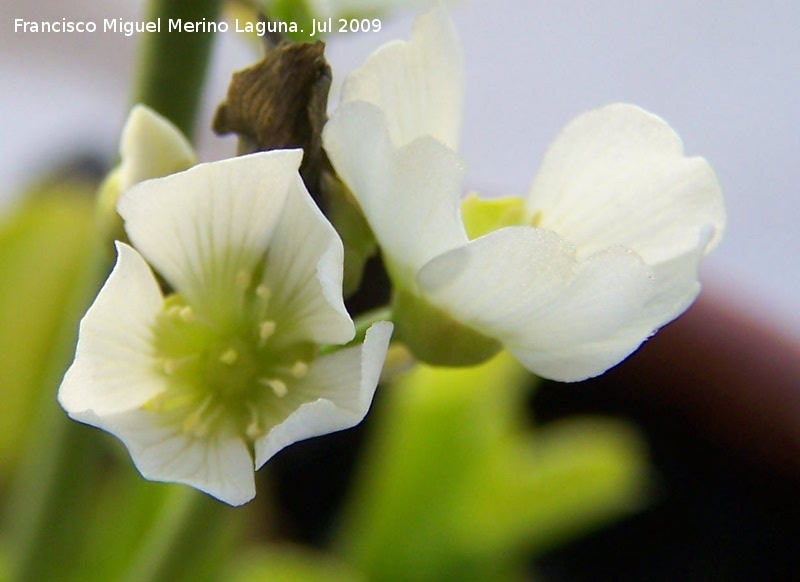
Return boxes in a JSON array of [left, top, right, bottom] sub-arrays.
[[2, 0, 798, 337]]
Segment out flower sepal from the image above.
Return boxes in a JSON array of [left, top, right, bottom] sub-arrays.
[[393, 290, 501, 367], [321, 173, 377, 297]]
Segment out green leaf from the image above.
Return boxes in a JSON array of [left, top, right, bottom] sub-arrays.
[[456, 418, 650, 557], [0, 182, 96, 470], [336, 352, 650, 580], [0, 179, 110, 582], [335, 353, 528, 581]]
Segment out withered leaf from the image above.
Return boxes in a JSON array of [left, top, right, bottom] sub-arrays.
[[213, 41, 331, 199]]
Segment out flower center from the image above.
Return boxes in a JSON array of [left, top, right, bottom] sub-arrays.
[[148, 270, 314, 444]]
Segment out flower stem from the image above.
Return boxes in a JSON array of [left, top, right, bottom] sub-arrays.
[[121, 488, 240, 582], [132, 0, 225, 139]]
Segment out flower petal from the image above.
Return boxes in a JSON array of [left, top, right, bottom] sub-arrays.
[[263, 175, 354, 346], [59, 241, 165, 417], [324, 102, 393, 222], [339, 4, 463, 149], [324, 101, 468, 286], [118, 150, 303, 309], [79, 407, 255, 506], [118, 104, 197, 191], [639, 226, 714, 326], [417, 227, 656, 382], [527, 103, 725, 264], [253, 322, 393, 469]]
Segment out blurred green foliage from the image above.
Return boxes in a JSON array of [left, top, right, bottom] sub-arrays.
[[0, 181, 96, 472], [0, 180, 241, 582], [229, 546, 362, 582], [336, 352, 650, 580]]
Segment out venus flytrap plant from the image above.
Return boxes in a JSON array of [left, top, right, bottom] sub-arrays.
[[58, 148, 392, 506], [323, 5, 726, 381]]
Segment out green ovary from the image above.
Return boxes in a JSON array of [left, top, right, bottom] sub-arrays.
[[461, 193, 527, 240], [148, 285, 314, 444]]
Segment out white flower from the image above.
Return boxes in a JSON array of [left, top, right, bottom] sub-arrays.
[[323, 6, 725, 381], [58, 149, 393, 506]]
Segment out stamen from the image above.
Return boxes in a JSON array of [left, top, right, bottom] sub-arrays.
[[183, 413, 208, 438], [259, 377, 288, 398], [182, 396, 214, 438], [219, 348, 239, 365], [258, 320, 276, 346], [245, 421, 262, 440], [236, 270, 252, 290], [245, 404, 263, 440], [159, 354, 198, 377], [255, 285, 271, 301], [290, 361, 309, 379], [166, 305, 182, 318], [178, 305, 194, 323]]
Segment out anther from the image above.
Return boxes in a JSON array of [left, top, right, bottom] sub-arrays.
[[291, 361, 309, 379], [245, 404, 263, 440], [258, 320, 276, 344], [183, 408, 210, 438], [219, 348, 239, 365], [245, 421, 263, 440], [259, 377, 288, 398], [182, 395, 217, 438], [178, 305, 194, 323], [255, 285, 271, 301]]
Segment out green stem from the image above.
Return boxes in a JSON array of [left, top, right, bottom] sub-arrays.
[[121, 488, 238, 582], [132, 0, 225, 138]]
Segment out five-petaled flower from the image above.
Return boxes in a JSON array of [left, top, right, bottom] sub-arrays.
[[58, 142, 392, 506], [323, 6, 726, 381]]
